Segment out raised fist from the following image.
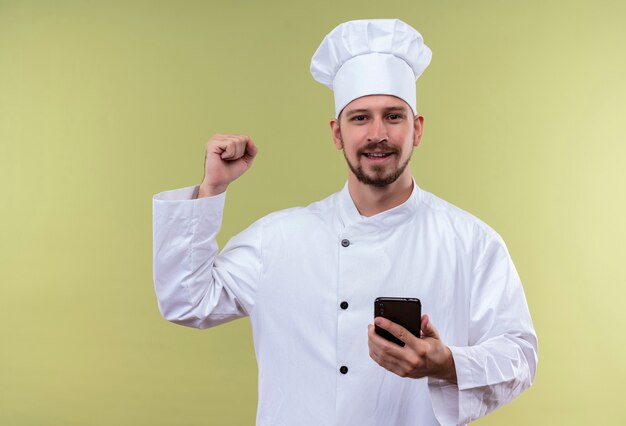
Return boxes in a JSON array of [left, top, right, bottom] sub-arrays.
[[198, 134, 258, 197]]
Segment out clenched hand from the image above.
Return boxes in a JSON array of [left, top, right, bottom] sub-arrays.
[[198, 134, 258, 198]]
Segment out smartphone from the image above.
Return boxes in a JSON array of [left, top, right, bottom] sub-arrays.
[[374, 297, 422, 347]]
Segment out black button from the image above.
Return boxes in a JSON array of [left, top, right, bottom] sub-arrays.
[[341, 239, 350, 247], [340, 366, 348, 374], [340, 301, 349, 310]]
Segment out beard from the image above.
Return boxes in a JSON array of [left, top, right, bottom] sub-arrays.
[[342, 138, 414, 188]]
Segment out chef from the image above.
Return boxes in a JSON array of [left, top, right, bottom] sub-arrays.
[[153, 19, 538, 426]]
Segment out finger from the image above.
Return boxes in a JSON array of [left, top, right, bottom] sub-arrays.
[[369, 333, 422, 377], [371, 351, 411, 377], [374, 316, 419, 346], [420, 314, 441, 340], [221, 142, 237, 159], [369, 322, 400, 348], [232, 136, 249, 159], [207, 134, 233, 148], [368, 325, 429, 378], [221, 137, 247, 160], [420, 314, 428, 338], [368, 323, 394, 353], [207, 135, 239, 158], [244, 139, 258, 161], [208, 137, 232, 157], [228, 135, 254, 160], [368, 327, 403, 366], [368, 324, 408, 360]]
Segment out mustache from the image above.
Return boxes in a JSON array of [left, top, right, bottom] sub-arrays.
[[357, 141, 399, 155]]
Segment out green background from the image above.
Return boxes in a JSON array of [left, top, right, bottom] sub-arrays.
[[2, 0, 625, 424]]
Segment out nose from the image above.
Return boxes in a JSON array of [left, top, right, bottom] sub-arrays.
[[367, 117, 388, 143]]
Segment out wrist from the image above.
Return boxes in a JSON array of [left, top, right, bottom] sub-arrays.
[[438, 346, 458, 384], [197, 182, 228, 198]]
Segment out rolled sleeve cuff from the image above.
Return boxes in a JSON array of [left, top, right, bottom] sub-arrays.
[[428, 346, 475, 426], [153, 185, 226, 219]]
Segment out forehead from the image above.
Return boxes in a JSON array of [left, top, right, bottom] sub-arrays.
[[342, 94, 412, 115]]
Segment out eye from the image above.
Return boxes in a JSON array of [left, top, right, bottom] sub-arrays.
[[387, 113, 403, 121], [351, 115, 367, 122]]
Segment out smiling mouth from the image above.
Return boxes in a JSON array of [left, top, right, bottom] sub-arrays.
[[363, 152, 394, 159]]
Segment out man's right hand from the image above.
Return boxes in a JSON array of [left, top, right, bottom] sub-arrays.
[[197, 134, 258, 198]]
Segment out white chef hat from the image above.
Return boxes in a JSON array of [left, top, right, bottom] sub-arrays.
[[310, 19, 431, 117]]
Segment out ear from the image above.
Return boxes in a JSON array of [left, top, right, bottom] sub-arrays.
[[413, 114, 424, 147], [330, 118, 343, 150]]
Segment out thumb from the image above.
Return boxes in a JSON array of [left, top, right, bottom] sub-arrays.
[[420, 314, 441, 340]]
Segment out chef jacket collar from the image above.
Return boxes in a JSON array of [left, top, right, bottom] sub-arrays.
[[338, 179, 421, 231]]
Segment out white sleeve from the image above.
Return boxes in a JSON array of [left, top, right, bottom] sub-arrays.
[[152, 185, 262, 329], [428, 233, 538, 426]]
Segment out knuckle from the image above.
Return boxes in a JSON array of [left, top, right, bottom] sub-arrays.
[[416, 346, 428, 357]]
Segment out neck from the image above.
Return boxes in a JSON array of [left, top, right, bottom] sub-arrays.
[[347, 172, 414, 217]]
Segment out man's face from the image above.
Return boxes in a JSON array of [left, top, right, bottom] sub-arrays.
[[331, 95, 424, 188]]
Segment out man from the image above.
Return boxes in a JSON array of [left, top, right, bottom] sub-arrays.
[[153, 19, 537, 425]]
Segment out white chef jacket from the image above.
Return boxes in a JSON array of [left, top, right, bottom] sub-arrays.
[[153, 181, 537, 426]]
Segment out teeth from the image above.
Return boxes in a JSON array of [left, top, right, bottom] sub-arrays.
[[366, 153, 390, 158]]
